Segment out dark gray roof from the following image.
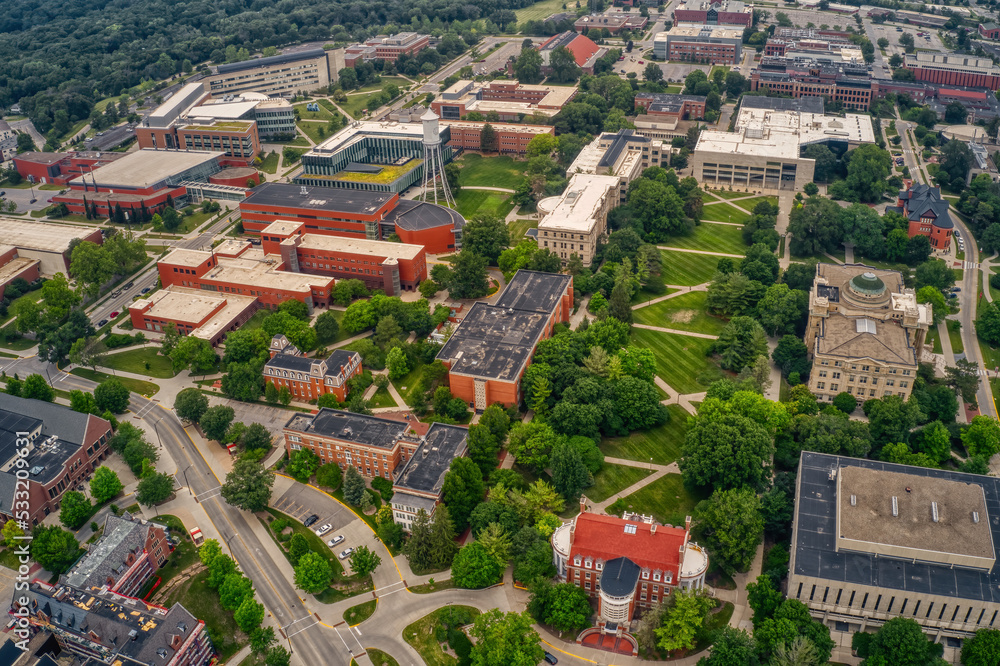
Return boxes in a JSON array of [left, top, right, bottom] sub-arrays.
[[0, 393, 94, 449], [597, 129, 650, 169], [386, 199, 465, 232], [436, 302, 549, 381], [792, 452, 1000, 605], [600, 557, 641, 597], [285, 409, 418, 449], [740, 95, 825, 113], [0, 473, 15, 518], [897, 183, 953, 227], [0, 638, 21, 665], [217, 48, 327, 74], [242, 182, 394, 216], [327, 350, 358, 371], [62, 514, 151, 589], [494, 270, 572, 314], [393, 423, 468, 496], [265, 350, 359, 378]]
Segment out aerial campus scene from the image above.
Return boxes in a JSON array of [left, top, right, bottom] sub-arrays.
[[6, 0, 1000, 665]]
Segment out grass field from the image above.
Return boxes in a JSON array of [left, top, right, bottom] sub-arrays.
[[659, 250, 723, 286], [0, 289, 44, 326], [926, 325, 942, 354], [294, 102, 333, 120], [69, 368, 160, 396], [161, 570, 245, 660], [369, 387, 396, 408], [600, 404, 691, 465], [259, 151, 280, 174], [508, 218, 537, 240], [456, 154, 525, 189], [403, 606, 481, 666], [620, 473, 708, 528], [344, 599, 377, 625], [587, 464, 654, 503], [516, 0, 571, 22], [356, 76, 411, 92], [298, 120, 332, 144], [99, 347, 178, 379], [633, 290, 726, 336], [705, 189, 754, 201], [366, 649, 400, 666], [340, 91, 386, 119], [737, 195, 779, 212], [630, 328, 721, 394], [948, 320, 964, 354], [663, 222, 747, 256], [454, 189, 515, 219], [699, 202, 750, 224]]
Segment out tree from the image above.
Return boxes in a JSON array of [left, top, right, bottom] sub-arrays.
[[21, 374, 54, 402], [713, 316, 768, 372], [747, 575, 784, 627], [219, 572, 254, 611], [855, 617, 944, 666], [174, 388, 209, 422], [200, 405, 235, 442], [447, 250, 490, 299], [90, 466, 123, 504], [59, 491, 92, 529], [916, 286, 947, 325], [94, 378, 130, 413], [222, 457, 275, 512], [469, 610, 544, 666], [644, 62, 663, 82], [963, 415, 1000, 458], [137, 472, 174, 506], [480, 123, 499, 152], [294, 551, 332, 593], [343, 465, 366, 505], [772, 335, 811, 380], [442, 457, 484, 532], [787, 196, 843, 255], [863, 395, 923, 449], [681, 412, 774, 492], [514, 47, 543, 84], [314, 310, 341, 343], [1, 520, 23, 548], [170, 336, 217, 374], [30, 526, 81, 575], [348, 545, 382, 577], [548, 46, 581, 83], [316, 463, 342, 490], [756, 283, 806, 336], [463, 214, 510, 265], [656, 590, 715, 654], [704, 627, 760, 666], [696, 487, 764, 574], [234, 596, 265, 634], [535, 582, 592, 635], [978, 301, 1000, 345], [915, 259, 956, 291], [386, 346, 410, 379], [845, 144, 892, 203], [453, 541, 504, 588], [70, 241, 116, 299], [550, 441, 591, 500], [962, 629, 1000, 666], [467, 424, 501, 479]]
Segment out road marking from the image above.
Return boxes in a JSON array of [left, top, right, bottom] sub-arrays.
[[965, 262, 980, 270], [285, 620, 319, 638]]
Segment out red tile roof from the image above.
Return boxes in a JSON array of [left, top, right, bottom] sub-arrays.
[[569, 512, 687, 577], [939, 88, 987, 100], [563, 34, 601, 67]]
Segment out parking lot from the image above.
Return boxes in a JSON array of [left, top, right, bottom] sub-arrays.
[[869, 21, 947, 56]]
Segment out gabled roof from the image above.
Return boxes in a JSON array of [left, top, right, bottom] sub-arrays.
[[569, 512, 686, 576], [897, 183, 952, 227], [540, 31, 602, 67]]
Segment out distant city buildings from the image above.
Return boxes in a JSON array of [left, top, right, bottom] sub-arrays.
[[764, 28, 855, 57], [790, 452, 1000, 640], [207, 48, 346, 97], [12, 151, 126, 186], [391, 423, 469, 530], [887, 182, 955, 251], [653, 25, 743, 63], [634, 93, 708, 121], [431, 81, 577, 122], [344, 33, 430, 67], [804, 264, 930, 405], [437, 270, 572, 410], [264, 334, 362, 403], [672, 0, 752, 27]]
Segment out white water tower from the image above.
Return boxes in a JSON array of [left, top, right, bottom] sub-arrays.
[[420, 109, 454, 207]]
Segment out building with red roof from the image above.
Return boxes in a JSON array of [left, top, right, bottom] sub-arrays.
[[550, 499, 709, 625], [539, 32, 606, 75]]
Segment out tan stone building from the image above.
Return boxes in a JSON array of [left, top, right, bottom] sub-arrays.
[[790, 452, 1000, 642], [805, 264, 931, 406]]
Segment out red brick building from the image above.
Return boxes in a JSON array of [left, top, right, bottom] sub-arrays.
[[672, 0, 753, 27], [574, 12, 648, 35], [12, 151, 126, 185], [442, 120, 555, 156], [539, 32, 605, 75], [634, 93, 707, 120], [128, 285, 259, 345], [752, 57, 875, 111], [344, 32, 430, 67], [886, 182, 954, 251], [980, 23, 1000, 39], [0, 245, 41, 300], [283, 409, 429, 480], [0, 394, 112, 527], [437, 271, 573, 410], [264, 334, 362, 402], [550, 502, 708, 625], [136, 119, 261, 166], [903, 53, 1000, 91], [432, 81, 577, 122]]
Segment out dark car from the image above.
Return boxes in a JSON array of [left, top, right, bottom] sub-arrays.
[[98, 319, 108, 327], [543, 652, 558, 665], [303, 514, 320, 528], [125, 281, 134, 289], [141, 287, 151, 294]]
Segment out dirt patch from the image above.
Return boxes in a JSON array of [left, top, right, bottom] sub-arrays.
[[670, 310, 696, 323]]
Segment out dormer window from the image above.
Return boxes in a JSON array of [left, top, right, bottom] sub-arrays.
[[574, 555, 581, 567], [665, 571, 673, 584], [653, 571, 661, 581], [584, 557, 593, 569], [642, 569, 650, 580], [596, 560, 603, 571]]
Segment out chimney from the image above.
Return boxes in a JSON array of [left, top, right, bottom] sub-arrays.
[[685, 515, 691, 532], [650, 524, 656, 535], [579, 495, 587, 515]]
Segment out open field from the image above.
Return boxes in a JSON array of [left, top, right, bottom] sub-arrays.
[[620, 473, 707, 528], [454, 189, 515, 219], [99, 347, 178, 378], [663, 222, 746, 256], [633, 290, 727, 336], [69, 368, 160, 396], [516, 0, 571, 22], [299, 120, 333, 144], [508, 218, 537, 240], [294, 102, 333, 120], [659, 250, 723, 286], [630, 328, 721, 394], [705, 189, 754, 201], [699, 202, 749, 224], [456, 154, 525, 189], [599, 405, 691, 466], [737, 195, 779, 211], [587, 464, 654, 503], [259, 151, 280, 174]]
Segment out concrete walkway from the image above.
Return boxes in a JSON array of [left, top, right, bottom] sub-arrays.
[[633, 323, 719, 340], [461, 185, 516, 193], [589, 457, 680, 514], [656, 246, 744, 258], [632, 283, 709, 311]]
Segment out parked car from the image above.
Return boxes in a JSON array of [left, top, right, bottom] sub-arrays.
[[141, 287, 151, 294], [543, 652, 558, 665], [303, 514, 320, 528], [638, 60, 644, 64], [98, 319, 108, 327], [327, 534, 345, 547], [125, 281, 134, 288], [111, 291, 120, 298], [109, 311, 119, 318], [314, 523, 332, 536], [952, 287, 962, 292], [339, 547, 355, 560]]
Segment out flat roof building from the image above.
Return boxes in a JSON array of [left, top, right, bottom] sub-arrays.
[[790, 451, 1000, 641], [805, 263, 931, 406], [441, 119, 554, 156], [573, 11, 649, 35], [344, 32, 430, 67], [437, 270, 572, 410], [0, 216, 104, 275], [208, 48, 346, 98], [691, 100, 875, 191], [634, 93, 708, 121], [653, 25, 743, 63], [129, 286, 259, 345], [431, 80, 577, 122], [903, 52, 1000, 91], [673, 0, 752, 27], [752, 55, 875, 111], [391, 423, 469, 530]]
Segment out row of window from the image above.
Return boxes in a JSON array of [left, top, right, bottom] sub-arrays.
[[818, 359, 912, 375]]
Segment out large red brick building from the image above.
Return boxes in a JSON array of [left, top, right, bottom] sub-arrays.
[[634, 93, 707, 120], [903, 53, 1000, 91], [264, 334, 362, 402], [128, 284, 259, 345], [62, 513, 170, 598], [442, 120, 555, 156], [752, 56, 875, 111], [137, 119, 261, 166], [0, 245, 41, 300], [673, 0, 753, 27], [344, 32, 430, 67], [539, 32, 605, 75], [886, 182, 954, 251], [437, 270, 572, 410], [12, 151, 126, 186]]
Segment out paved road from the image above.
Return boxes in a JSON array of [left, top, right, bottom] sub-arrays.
[[7, 118, 45, 150]]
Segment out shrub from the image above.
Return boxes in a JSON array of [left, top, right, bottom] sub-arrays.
[[991, 273, 1000, 291], [370, 477, 394, 501]]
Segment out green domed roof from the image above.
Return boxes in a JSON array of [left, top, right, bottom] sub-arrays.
[[850, 271, 886, 296]]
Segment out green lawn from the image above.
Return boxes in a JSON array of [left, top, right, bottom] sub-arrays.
[[403, 606, 481, 666], [294, 102, 334, 120], [630, 328, 721, 394], [620, 473, 707, 528], [454, 189, 514, 219], [587, 464, 654, 503], [659, 250, 723, 286], [146, 515, 202, 589], [161, 570, 245, 660], [344, 599, 377, 625], [69, 368, 160, 396], [508, 218, 537, 241], [259, 151, 280, 174], [369, 387, 396, 408], [705, 189, 754, 201], [926, 325, 942, 354], [298, 120, 332, 144], [662, 223, 747, 256], [699, 202, 750, 224], [600, 405, 691, 465], [633, 290, 727, 336], [456, 154, 526, 190], [99, 347, 177, 378], [737, 196, 779, 212], [263, 509, 346, 579], [0, 289, 45, 326], [516, 0, 572, 22], [340, 91, 386, 119], [366, 648, 401, 666], [948, 320, 964, 354], [357, 76, 411, 92]]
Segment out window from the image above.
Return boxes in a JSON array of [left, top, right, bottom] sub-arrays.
[[833, 372, 841, 379], [817, 382, 825, 389], [830, 383, 838, 391]]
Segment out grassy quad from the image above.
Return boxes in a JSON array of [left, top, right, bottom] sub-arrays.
[[69, 368, 160, 396], [699, 202, 750, 225], [455, 154, 525, 190], [630, 328, 722, 394], [619, 474, 708, 528], [298, 121, 333, 144], [737, 195, 779, 211], [658, 250, 723, 286], [453, 189, 515, 219], [704, 189, 754, 201], [98, 347, 177, 378], [662, 223, 747, 256], [633, 290, 727, 336], [508, 218, 537, 241], [259, 151, 280, 174], [294, 102, 334, 120], [600, 404, 691, 465], [587, 464, 654, 503], [515, 0, 569, 22]]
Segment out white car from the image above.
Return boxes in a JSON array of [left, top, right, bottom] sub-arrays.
[[314, 523, 332, 537], [327, 534, 345, 547], [339, 547, 355, 560]]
